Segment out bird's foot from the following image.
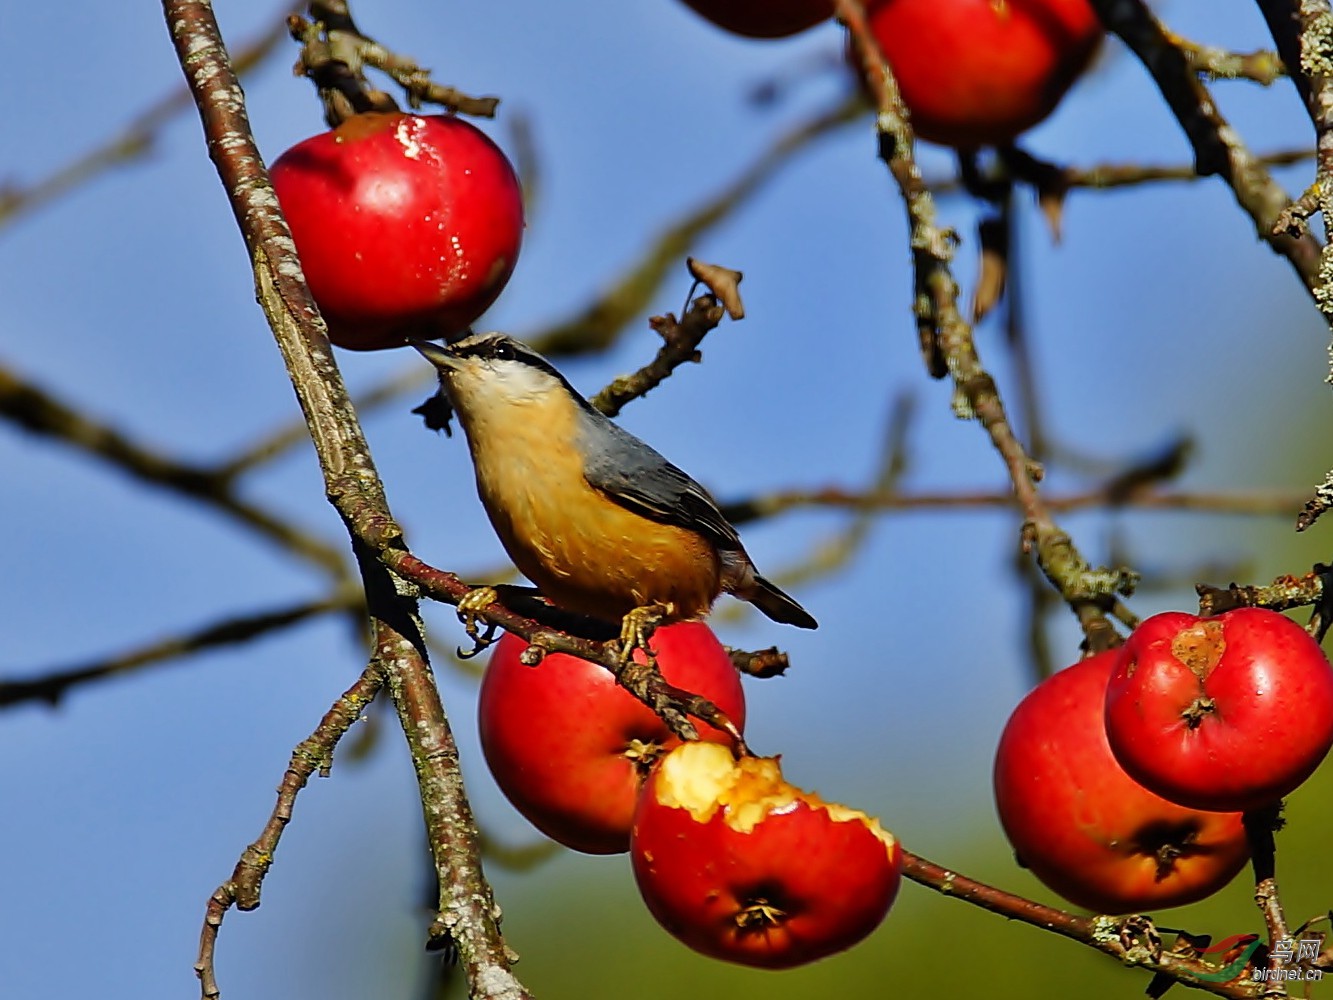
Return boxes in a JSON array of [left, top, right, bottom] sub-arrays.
[[617, 602, 674, 668], [455, 585, 501, 656]]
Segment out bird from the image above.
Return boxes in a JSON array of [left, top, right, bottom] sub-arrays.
[[412, 332, 817, 643]]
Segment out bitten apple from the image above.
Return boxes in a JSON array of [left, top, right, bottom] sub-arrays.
[[1104, 609, 1333, 812], [478, 622, 744, 854], [631, 741, 902, 968], [994, 650, 1249, 913], [270, 112, 524, 351]]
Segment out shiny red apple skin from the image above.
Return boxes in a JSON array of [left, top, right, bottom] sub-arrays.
[[994, 650, 1249, 913], [270, 112, 524, 351], [856, 0, 1103, 148], [478, 622, 744, 855], [1104, 609, 1333, 812], [631, 742, 902, 968]]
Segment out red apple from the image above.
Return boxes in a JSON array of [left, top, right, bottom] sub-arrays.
[[852, 0, 1103, 148], [270, 112, 524, 351], [994, 650, 1249, 913], [677, 0, 833, 38], [631, 741, 902, 967], [478, 622, 744, 854], [1104, 609, 1333, 812]]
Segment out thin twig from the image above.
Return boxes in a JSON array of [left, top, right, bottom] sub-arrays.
[[1172, 32, 1286, 84], [375, 549, 740, 745], [1196, 567, 1330, 617], [721, 485, 1306, 524], [301, 0, 500, 119], [588, 292, 727, 418], [901, 849, 1265, 997], [926, 149, 1315, 197], [532, 95, 861, 356], [1089, 0, 1322, 289], [0, 593, 356, 709], [195, 665, 382, 999], [0, 362, 347, 575], [1243, 808, 1291, 995], [847, 1, 1142, 652], [0, 1, 299, 229]]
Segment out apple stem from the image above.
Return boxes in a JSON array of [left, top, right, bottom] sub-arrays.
[[1181, 695, 1218, 728], [735, 899, 788, 931]]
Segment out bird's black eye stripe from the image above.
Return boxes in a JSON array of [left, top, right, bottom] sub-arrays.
[[453, 335, 576, 390]]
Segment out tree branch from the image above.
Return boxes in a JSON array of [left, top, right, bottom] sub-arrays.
[[195, 665, 383, 999], [1089, 0, 1322, 289], [902, 849, 1266, 997], [588, 290, 727, 418], [839, 0, 1136, 653], [1256, 1, 1333, 530], [533, 95, 861, 356], [0, 362, 347, 575], [0, 0, 299, 230], [1243, 807, 1292, 992], [720, 484, 1306, 524], [163, 3, 526, 996], [0, 593, 354, 709]]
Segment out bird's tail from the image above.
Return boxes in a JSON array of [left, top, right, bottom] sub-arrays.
[[747, 575, 818, 629]]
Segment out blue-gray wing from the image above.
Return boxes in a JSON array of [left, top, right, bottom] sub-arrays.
[[579, 415, 743, 552]]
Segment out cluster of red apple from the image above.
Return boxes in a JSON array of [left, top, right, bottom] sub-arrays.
[[265, 1, 1107, 356], [258, 0, 1318, 970], [479, 624, 903, 967], [686, 0, 1103, 149], [995, 608, 1333, 913]]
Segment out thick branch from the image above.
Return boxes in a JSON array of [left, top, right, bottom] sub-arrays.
[[164, 3, 525, 997], [1258, 1, 1333, 529]]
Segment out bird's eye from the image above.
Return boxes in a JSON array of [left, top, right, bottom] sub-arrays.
[[491, 342, 515, 361]]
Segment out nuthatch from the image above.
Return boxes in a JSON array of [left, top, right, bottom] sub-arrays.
[[413, 332, 817, 635]]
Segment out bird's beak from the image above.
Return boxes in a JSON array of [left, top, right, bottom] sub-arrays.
[[410, 339, 461, 371]]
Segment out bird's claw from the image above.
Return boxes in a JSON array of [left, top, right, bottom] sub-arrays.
[[617, 603, 673, 667], [456, 586, 501, 656]]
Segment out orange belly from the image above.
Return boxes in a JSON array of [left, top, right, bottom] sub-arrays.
[[492, 486, 721, 623], [460, 396, 722, 623]]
